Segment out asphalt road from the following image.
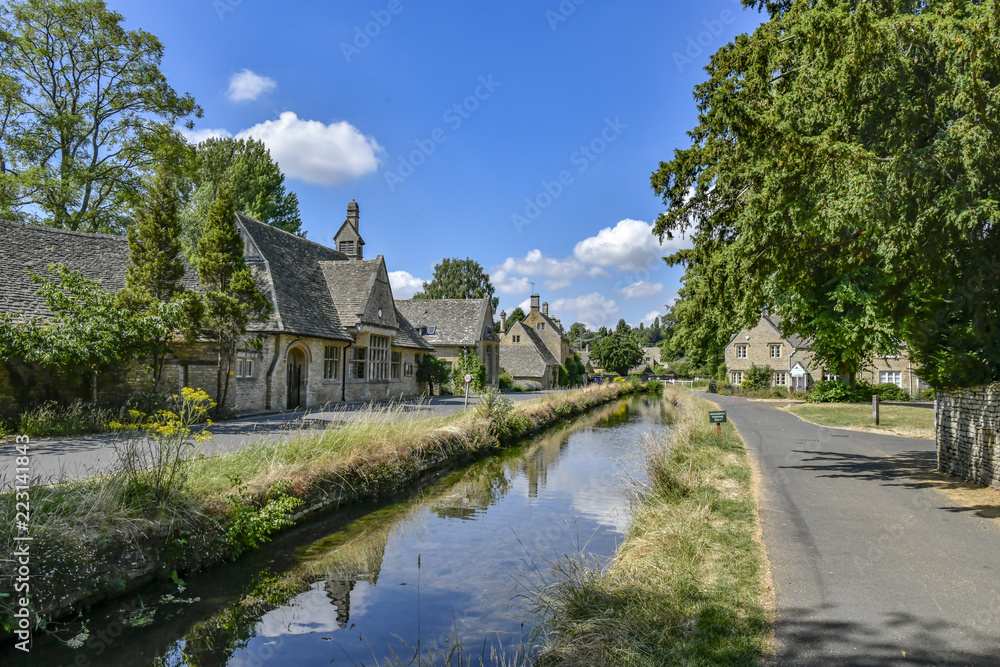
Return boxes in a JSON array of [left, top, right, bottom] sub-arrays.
[[705, 393, 1000, 666], [0, 391, 552, 485]]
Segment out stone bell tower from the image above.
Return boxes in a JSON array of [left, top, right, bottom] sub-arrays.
[[334, 199, 364, 260]]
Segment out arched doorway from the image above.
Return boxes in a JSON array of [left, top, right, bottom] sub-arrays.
[[287, 348, 306, 409]]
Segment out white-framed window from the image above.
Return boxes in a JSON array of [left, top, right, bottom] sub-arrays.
[[323, 345, 340, 380], [736, 345, 747, 359], [404, 361, 415, 376], [391, 351, 401, 379], [369, 335, 390, 380], [770, 344, 781, 358], [880, 371, 902, 388], [731, 371, 743, 385], [537, 322, 545, 330], [236, 355, 255, 379], [774, 371, 786, 386], [348, 347, 366, 380], [823, 372, 839, 382]]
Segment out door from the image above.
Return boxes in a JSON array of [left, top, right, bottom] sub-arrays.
[[287, 348, 305, 409]]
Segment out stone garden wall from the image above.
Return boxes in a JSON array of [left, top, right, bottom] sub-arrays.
[[936, 383, 1000, 489]]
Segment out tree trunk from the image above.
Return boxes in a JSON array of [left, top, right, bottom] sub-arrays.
[[215, 336, 225, 416], [91, 371, 98, 403]]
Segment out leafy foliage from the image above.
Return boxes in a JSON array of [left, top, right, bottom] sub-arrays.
[[506, 306, 526, 332], [223, 479, 304, 558], [592, 331, 643, 377], [0, 0, 200, 232], [652, 0, 1000, 387], [740, 364, 773, 392], [413, 257, 499, 313], [181, 137, 302, 261], [416, 354, 450, 395], [450, 347, 487, 392], [805, 379, 912, 404]]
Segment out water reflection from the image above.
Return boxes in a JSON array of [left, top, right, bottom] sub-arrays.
[[6, 395, 671, 667]]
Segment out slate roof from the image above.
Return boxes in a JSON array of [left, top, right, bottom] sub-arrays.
[[237, 214, 353, 342], [726, 313, 813, 349], [395, 298, 499, 347], [0, 219, 199, 322], [500, 322, 559, 379], [394, 310, 435, 350], [318, 259, 383, 328]]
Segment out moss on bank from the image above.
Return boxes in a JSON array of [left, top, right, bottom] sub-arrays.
[[0, 383, 650, 635], [532, 389, 773, 666]]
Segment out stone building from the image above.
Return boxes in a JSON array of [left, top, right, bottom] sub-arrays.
[[724, 315, 925, 394], [0, 201, 437, 417], [519, 294, 572, 365], [498, 319, 560, 389], [394, 297, 500, 388]]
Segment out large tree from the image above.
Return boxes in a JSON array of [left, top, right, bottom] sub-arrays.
[[0, 0, 201, 233], [181, 137, 302, 261], [592, 331, 643, 377], [197, 186, 271, 414], [652, 0, 1000, 388], [413, 258, 499, 313]]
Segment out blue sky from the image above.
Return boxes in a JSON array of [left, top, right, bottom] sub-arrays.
[[111, 0, 763, 330]]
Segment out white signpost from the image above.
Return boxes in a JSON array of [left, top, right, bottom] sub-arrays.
[[464, 373, 473, 408]]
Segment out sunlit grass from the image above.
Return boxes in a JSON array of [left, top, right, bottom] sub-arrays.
[[785, 402, 934, 439]]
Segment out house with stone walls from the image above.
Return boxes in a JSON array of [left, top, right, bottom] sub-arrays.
[[516, 294, 572, 365], [724, 314, 926, 394], [394, 297, 500, 388], [498, 319, 561, 389], [0, 201, 437, 418]]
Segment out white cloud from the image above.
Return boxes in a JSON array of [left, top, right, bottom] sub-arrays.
[[237, 112, 383, 185], [179, 126, 232, 144], [227, 69, 277, 102], [551, 293, 620, 330], [640, 310, 662, 326], [544, 279, 572, 291], [618, 280, 664, 300], [573, 219, 690, 272], [492, 249, 608, 295], [494, 274, 531, 295], [388, 270, 425, 299]]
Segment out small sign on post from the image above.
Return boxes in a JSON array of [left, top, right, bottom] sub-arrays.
[[464, 373, 473, 408], [709, 410, 727, 438], [872, 394, 879, 426]]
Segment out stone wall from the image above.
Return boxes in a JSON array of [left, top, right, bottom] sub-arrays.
[[936, 383, 1000, 489]]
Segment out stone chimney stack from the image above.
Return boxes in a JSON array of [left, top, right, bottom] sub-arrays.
[[530, 294, 540, 313], [542, 302, 549, 316], [347, 199, 360, 230], [500, 310, 507, 333]]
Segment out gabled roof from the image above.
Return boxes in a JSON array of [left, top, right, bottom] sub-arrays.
[[394, 310, 435, 350], [319, 258, 385, 329], [500, 321, 560, 378], [0, 219, 199, 322], [727, 313, 813, 350], [333, 218, 364, 245], [237, 214, 352, 342], [395, 298, 499, 346]]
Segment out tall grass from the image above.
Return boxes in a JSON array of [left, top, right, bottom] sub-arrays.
[[531, 389, 772, 666]]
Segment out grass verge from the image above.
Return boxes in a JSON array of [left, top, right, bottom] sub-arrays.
[[532, 388, 773, 666], [0, 383, 652, 634], [784, 402, 934, 440]]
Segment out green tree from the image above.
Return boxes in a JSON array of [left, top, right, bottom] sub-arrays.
[[0, 0, 201, 233], [413, 258, 499, 313], [449, 347, 487, 393], [0, 265, 176, 402], [592, 331, 643, 377], [567, 322, 588, 348], [197, 185, 271, 414], [506, 306, 526, 331], [182, 137, 302, 261], [741, 364, 773, 392], [652, 0, 1000, 388], [416, 354, 450, 396]]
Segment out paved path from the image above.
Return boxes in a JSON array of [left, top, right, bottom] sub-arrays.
[[705, 393, 1000, 666], [0, 392, 553, 485]]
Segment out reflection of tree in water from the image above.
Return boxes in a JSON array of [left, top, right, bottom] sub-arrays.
[[156, 396, 660, 666]]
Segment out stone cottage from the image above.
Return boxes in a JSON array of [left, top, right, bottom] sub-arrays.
[[498, 319, 561, 389], [394, 297, 500, 388], [518, 294, 572, 365], [724, 314, 925, 394]]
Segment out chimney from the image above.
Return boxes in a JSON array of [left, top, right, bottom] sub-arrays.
[[542, 302, 549, 316], [499, 310, 507, 333], [347, 199, 360, 230], [530, 294, 540, 313]]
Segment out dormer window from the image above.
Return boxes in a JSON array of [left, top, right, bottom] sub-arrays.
[[419, 326, 436, 336]]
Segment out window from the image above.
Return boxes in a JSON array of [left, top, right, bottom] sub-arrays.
[[391, 351, 401, 379], [236, 355, 255, 379], [880, 371, 902, 388], [823, 372, 839, 382], [770, 344, 781, 358], [731, 371, 743, 385], [323, 346, 340, 380], [537, 322, 545, 330], [369, 335, 390, 380], [774, 371, 786, 386], [736, 345, 747, 359], [512, 335, 520, 343], [348, 347, 366, 380], [339, 240, 354, 254], [404, 361, 415, 376], [419, 326, 436, 336]]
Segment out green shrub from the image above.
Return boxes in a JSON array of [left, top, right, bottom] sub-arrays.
[[873, 383, 911, 402], [740, 364, 773, 392], [450, 348, 487, 392], [498, 367, 514, 390], [224, 478, 304, 558], [806, 380, 859, 403], [921, 387, 936, 401], [17, 400, 114, 437], [645, 379, 664, 394]]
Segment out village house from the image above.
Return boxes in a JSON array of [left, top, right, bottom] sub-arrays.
[[0, 201, 438, 417], [394, 297, 501, 388], [498, 318, 561, 389], [519, 294, 572, 365], [724, 315, 925, 395]]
